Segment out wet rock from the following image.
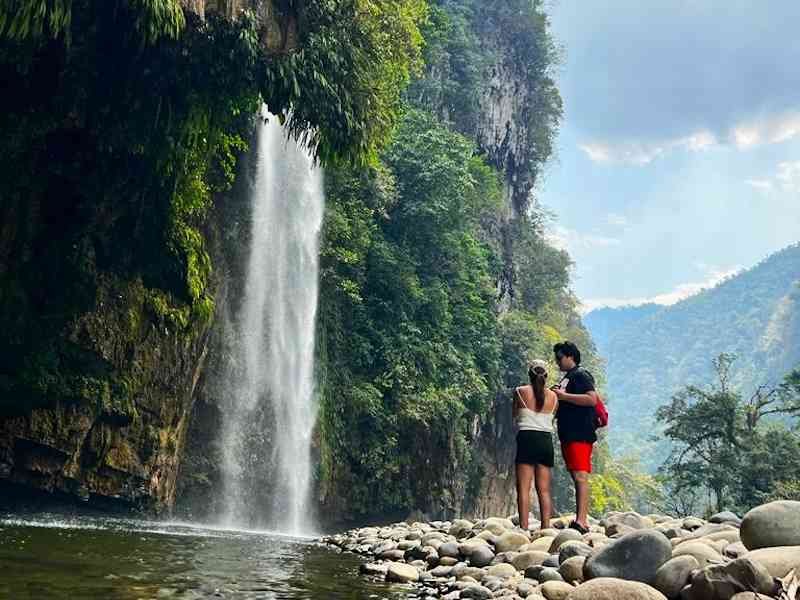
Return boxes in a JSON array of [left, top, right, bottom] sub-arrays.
[[741, 500, 800, 550], [653, 555, 699, 599], [584, 530, 672, 585], [460, 584, 494, 599], [566, 577, 667, 600], [360, 562, 389, 576]]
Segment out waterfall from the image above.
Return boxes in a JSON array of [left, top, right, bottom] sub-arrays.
[[219, 109, 324, 535]]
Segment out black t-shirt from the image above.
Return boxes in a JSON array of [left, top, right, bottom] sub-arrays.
[[555, 367, 597, 443]]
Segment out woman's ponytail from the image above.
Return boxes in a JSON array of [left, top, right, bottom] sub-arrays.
[[528, 366, 547, 410]]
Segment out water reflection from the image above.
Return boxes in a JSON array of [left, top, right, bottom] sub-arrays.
[[0, 515, 412, 599]]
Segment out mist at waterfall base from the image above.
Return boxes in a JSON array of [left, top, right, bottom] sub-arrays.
[[217, 110, 324, 536]]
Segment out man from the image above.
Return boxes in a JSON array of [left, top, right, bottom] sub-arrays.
[[552, 341, 597, 534]]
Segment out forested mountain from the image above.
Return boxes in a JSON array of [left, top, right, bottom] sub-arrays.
[[583, 243, 800, 468]]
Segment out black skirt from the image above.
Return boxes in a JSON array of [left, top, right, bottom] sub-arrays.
[[515, 430, 554, 467]]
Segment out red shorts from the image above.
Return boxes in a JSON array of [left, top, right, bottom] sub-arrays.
[[561, 441, 594, 473]]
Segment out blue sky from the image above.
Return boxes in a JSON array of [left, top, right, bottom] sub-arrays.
[[540, 1, 800, 311]]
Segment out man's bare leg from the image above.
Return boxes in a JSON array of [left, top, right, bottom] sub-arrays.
[[515, 463, 534, 530], [571, 470, 590, 528]]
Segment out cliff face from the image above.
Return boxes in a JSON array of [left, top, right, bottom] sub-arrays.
[[0, 182, 214, 509]]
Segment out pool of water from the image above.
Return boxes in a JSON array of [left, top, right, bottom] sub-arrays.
[[0, 514, 413, 600]]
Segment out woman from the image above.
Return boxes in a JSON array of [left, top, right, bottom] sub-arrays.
[[513, 359, 557, 530]]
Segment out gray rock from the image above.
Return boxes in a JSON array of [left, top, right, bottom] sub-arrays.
[[745, 545, 800, 578], [724, 541, 748, 559], [682, 518, 704, 531], [558, 542, 593, 564], [386, 562, 420, 583], [708, 511, 741, 526], [486, 563, 518, 579], [606, 523, 636, 538], [451, 519, 476, 538], [360, 562, 389, 576], [431, 565, 454, 577], [512, 551, 550, 571], [538, 568, 564, 583], [671, 541, 723, 567], [566, 578, 667, 600], [496, 532, 532, 553], [543, 555, 560, 568], [687, 557, 775, 600], [379, 549, 407, 561], [605, 512, 652, 532], [440, 541, 462, 558], [539, 581, 574, 600], [584, 530, 672, 585], [559, 556, 586, 584], [741, 500, 800, 550], [470, 545, 496, 568], [653, 555, 699, 598], [460, 585, 494, 600], [550, 530, 584, 553]]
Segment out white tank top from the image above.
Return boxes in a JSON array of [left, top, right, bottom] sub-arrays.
[[515, 388, 556, 433]]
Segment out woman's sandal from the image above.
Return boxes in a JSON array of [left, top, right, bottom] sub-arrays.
[[568, 520, 590, 534]]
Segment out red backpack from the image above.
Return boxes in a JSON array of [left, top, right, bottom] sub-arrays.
[[594, 395, 609, 429]]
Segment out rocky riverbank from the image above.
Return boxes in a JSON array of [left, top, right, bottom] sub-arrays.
[[323, 500, 800, 600]]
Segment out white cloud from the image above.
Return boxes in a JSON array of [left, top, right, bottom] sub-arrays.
[[744, 160, 800, 194], [547, 226, 621, 253], [579, 267, 742, 314], [730, 112, 800, 149], [579, 129, 717, 166], [581, 109, 800, 167]]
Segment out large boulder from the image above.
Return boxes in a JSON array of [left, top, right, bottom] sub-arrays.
[[671, 541, 723, 567], [584, 530, 672, 585], [745, 545, 800, 578], [685, 557, 775, 600], [740, 500, 800, 550], [566, 578, 667, 600], [653, 555, 699, 599]]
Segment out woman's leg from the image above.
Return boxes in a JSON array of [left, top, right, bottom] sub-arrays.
[[515, 462, 534, 530], [534, 464, 552, 530]]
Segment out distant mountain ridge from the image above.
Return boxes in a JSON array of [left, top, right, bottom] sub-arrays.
[[583, 243, 800, 469]]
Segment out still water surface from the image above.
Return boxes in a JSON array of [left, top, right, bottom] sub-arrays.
[[0, 515, 412, 600]]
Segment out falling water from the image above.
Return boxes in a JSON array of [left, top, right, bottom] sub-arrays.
[[219, 109, 324, 535]]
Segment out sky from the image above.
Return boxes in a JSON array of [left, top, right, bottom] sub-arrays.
[[540, 0, 800, 312]]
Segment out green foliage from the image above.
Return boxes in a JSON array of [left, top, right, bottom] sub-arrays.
[[0, 0, 185, 44], [266, 0, 427, 165], [656, 355, 800, 513], [586, 243, 800, 469]]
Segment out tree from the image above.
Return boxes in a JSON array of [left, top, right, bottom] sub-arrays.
[[657, 354, 800, 513]]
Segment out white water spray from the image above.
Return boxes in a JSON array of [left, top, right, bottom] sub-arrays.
[[219, 109, 324, 535]]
